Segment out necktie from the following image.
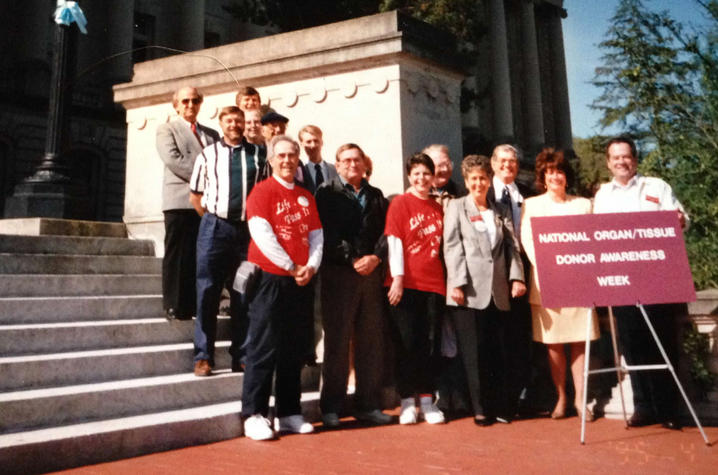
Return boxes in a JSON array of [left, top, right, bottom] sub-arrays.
[[190, 122, 203, 146], [314, 163, 324, 188], [501, 187, 511, 206]]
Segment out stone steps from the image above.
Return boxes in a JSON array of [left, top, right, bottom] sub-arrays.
[[0, 318, 231, 356], [0, 220, 324, 472], [0, 294, 163, 323], [0, 392, 321, 475], [0, 371, 243, 433], [0, 234, 154, 256], [0, 342, 233, 392], [0, 253, 162, 274], [0, 368, 321, 435], [0, 274, 161, 297]]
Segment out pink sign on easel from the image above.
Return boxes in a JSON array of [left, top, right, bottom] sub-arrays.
[[530, 211, 696, 308]]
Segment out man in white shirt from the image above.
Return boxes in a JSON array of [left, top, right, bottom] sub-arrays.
[[593, 136, 686, 430], [297, 125, 338, 194], [189, 106, 266, 377]]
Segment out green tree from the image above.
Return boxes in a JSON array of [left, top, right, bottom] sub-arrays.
[[572, 136, 612, 197], [592, 0, 718, 288]]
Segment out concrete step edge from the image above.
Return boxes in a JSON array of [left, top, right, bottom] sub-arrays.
[[0, 370, 240, 403], [0, 234, 155, 256], [0, 370, 244, 433], [0, 274, 161, 297], [0, 393, 321, 474], [0, 294, 162, 303], [0, 341, 223, 364]]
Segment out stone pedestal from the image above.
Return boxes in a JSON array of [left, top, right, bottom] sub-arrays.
[[114, 12, 465, 255]]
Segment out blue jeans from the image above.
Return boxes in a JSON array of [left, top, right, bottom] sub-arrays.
[[194, 213, 249, 364]]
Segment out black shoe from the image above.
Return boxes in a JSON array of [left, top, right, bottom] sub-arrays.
[[627, 412, 656, 427], [231, 359, 245, 373], [661, 419, 682, 430], [165, 308, 178, 321], [474, 415, 495, 427]]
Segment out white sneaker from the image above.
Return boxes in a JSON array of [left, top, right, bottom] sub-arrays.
[[420, 398, 446, 425], [399, 398, 417, 425], [244, 414, 274, 441], [274, 414, 314, 434]]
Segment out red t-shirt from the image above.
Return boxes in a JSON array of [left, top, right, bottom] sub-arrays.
[[384, 192, 446, 296], [247, 177, 322, 276]]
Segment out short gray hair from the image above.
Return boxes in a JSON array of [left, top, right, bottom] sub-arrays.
[[490, 144, 522, 162], [269, 135, 300, 159]]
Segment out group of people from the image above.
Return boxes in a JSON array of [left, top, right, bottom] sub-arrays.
[[156, 85, 689, 442]]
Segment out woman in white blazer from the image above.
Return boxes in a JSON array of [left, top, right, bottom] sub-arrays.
[[443, 155, 526, 426]]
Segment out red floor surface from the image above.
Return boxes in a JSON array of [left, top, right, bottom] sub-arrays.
[[55, 416, 717, 474]]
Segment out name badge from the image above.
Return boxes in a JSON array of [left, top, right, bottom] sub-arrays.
[[470, 214, 483, 222]]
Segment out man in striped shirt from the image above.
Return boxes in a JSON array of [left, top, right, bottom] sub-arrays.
[[189, 105, 267, 376]]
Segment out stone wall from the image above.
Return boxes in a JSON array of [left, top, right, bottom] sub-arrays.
[[114, 12, 465, 255]]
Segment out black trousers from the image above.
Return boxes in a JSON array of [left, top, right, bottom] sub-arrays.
[[163, 210, 200, 317], [452, 302, 513, 419], [241, 271, 313, 418], [505, 293, 533, 414], [614, 303, 679, 420], [320, 264, 386, 414], [388, 288, 443, 399]]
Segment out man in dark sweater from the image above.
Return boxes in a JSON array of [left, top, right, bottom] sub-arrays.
[[315, 143, 391, 428]]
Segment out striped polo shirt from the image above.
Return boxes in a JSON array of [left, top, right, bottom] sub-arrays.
[[189, 138, 264, 221]]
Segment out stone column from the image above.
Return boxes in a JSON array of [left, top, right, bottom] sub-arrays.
[[107, 1, 134, 83], [547, 6, 573, 149], [488, 0, 514, 142], [179, 0, 205, 52], [520, 0, 545, 154]]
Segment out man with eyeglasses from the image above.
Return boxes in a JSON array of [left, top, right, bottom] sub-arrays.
[[487, 144, 534, 422], [315, 143, 392, 428], [156, 86, 220, 321]]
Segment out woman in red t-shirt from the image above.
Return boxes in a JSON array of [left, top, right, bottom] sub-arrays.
[[385, 153, 447, 425]]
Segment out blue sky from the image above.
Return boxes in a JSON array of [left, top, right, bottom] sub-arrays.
[[563, 0, 709, 138]]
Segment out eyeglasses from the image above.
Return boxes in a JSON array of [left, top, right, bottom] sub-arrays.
[[181, 98, 202, 105]]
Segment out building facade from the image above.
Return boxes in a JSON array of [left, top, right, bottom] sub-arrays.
[[0, 0, 570, 222]]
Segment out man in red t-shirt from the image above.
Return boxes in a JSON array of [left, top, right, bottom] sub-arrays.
[[240, 135, 324, 441]]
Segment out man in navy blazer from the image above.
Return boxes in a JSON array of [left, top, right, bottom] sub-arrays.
[[156, 86, 220, 320], [297, 125, 338, 194]]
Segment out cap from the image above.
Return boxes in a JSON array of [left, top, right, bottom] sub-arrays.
[[261, 111, 289, 124]]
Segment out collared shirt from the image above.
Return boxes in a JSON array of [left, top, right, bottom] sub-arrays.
[[189, 138, 263, 221], [338, 176, 368, 209], [492, 176, 523, 234], [305, 159, 330, 185], [179, 117, 208, 146], [593, 173, 689, 226]]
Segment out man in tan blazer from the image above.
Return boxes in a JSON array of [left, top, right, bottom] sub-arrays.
[[156, 86, 220, 320]]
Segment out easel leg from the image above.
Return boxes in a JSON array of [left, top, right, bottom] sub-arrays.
[[636, 304, 710, 446], [608, 306, 629, 428], [580, 307, 593, 445]]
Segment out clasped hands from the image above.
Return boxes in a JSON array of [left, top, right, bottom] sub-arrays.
[[289, 265, 316, 286]]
